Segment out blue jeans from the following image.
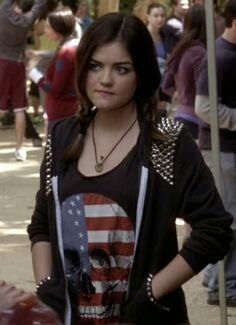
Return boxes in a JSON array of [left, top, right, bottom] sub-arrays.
[[202, 151, 236, 298]]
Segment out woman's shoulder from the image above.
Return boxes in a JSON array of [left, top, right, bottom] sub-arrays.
[[153, 117, 184, 139], [180, 43, 206, 65], [61, 38, 80, 50], [52, 116, 81, 142], [150, 118, 185, 185], [187, 42, 206, 55], [150, 118, 200, 185], [58, 39, 79, 58]]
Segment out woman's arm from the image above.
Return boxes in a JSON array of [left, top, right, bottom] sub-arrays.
[[151, 254, 194, 300], [152, 127, 233, 299], [27, 151, 52, 284], [175, 128, 233, 272], [32, 242, 53, 283], [6, 0, 47, 27]]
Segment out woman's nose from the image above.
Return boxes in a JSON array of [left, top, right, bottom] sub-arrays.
[[100, 69, 113, 86]]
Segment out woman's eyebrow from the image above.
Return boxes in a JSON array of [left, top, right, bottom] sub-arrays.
[[90, 58, 134, 66]]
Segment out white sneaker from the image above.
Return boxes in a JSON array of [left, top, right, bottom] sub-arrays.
[[15, 148, 27, 161]]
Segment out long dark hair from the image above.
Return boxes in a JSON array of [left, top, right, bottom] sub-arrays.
[[65, 12, 162, 160], [76, 12, 160, 120], [167, 4, 206, 71]]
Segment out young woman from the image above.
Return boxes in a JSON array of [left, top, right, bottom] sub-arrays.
[[75, 0, 94, 34], [28, 7, 80, 132], [146, 3, 179, 110], [162, 4, 206, 140], [146, 3, 179, 76], [27, 12, 233, 325]]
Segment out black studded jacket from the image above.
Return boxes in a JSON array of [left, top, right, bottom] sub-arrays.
[[27, 116, 233, 325]]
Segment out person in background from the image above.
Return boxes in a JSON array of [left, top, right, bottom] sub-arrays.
[[27, 1, 58, 125], [146, 2, 179, 76], [162, 4, 206, 141], [195, 0, 236, 306], [27, 12, 233, 324], [167, 0, 190, 36], [132, 0, 154, 23], [192, 0, 225, 38], [75, 0, 94, 34], [27, 2, 82, 141], [0, 0, 47, 161], [146, 2, 179, 111], [213, 0, 226, 38], [28, 7, 80, 136], [61, 0, 83, 38]]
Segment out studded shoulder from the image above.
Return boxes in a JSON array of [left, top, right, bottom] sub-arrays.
[[45, 135, 52, 196], [150, 118, 183, 185]]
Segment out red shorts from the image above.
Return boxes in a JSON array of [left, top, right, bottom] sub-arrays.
[[0, 58, 28, 112]]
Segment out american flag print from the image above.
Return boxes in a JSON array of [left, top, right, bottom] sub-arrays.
[[61, 193, 135, 324]]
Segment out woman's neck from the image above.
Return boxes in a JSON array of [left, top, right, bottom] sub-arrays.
[[147, 25, 161, 42], [94, 103, 137, 133]]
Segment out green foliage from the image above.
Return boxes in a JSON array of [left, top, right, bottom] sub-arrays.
[[217, 0, 227, 13], [119, 0, 137, 14]]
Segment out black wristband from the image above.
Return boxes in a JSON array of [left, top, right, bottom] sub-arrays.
[[146, 273, 170, 312]]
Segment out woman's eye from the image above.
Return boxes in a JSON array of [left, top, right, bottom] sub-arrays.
[[115, 66, 129, 74], [88, 62, 101, 71]]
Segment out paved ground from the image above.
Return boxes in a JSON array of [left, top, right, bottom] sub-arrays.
[[0, 122, 236, 324]]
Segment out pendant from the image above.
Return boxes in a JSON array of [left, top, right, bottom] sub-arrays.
[[95, 162, 103, 173]]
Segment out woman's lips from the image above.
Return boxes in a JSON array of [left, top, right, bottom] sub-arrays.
[[95, 90, 115, 96]]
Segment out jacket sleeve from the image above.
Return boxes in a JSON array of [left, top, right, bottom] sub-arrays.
[[174, 127, 233, 273], [27, 153, 50, 247]]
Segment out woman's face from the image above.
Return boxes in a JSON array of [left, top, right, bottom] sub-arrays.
[[44, 19, 62, 41], [85, 41, 138, 111], [147, 7, 166, 31], [77, 0, 89, 16]]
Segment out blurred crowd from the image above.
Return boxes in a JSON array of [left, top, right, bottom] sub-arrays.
[[0, 0, 226, 160], [0, 0, 94, 160]]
